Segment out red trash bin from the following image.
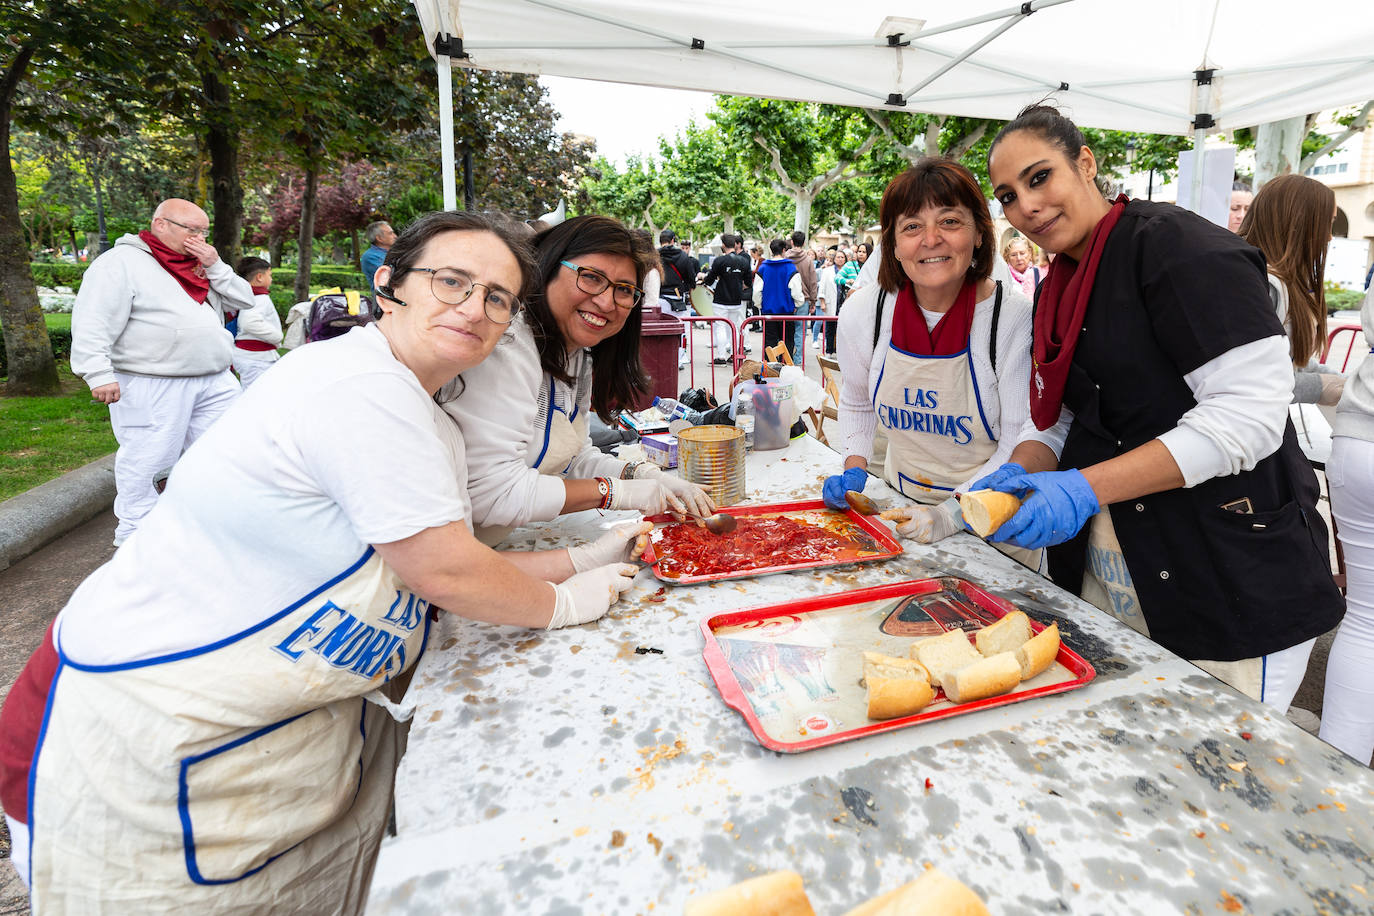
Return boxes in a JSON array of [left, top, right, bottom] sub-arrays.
[[636, 310, 684, 411]]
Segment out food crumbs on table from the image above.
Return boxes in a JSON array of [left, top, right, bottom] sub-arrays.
[[633, 738, 688, 790], [1219, 890, 1243, 912], [1275, 757, 1286, 765], [647, 832, 663, 854], [1219, 823, 1231, 832], [924, 778, 934, 792], [1227, 762, 1247, 773], [1239, 731, 1252, 740], [1194, 830, 1207, 838], [722, 821, 734, 832], [573, 826, 590, 837], [609, 830, 626, 848]]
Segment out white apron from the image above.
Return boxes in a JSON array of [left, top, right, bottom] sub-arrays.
[[26, 550, 432, 914], [475, 373, 588, 547], [872, 341, 997, 505]]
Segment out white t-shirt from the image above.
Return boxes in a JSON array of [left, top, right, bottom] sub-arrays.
[[57, 324, 471, 665]]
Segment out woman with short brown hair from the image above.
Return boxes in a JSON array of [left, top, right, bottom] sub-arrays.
[[823, 159, 1042, 561]]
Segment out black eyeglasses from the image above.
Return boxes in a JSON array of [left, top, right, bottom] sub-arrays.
[[160, 217, 208, 237], [408, 267, 521, 323], [560, 260, 643, 308]]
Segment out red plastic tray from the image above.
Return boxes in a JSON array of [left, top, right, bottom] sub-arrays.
[[701, 577, 1096, 753], [641, 499, 903, 585]]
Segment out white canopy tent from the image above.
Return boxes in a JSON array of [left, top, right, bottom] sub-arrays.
[[411, 0, 1374, 210]]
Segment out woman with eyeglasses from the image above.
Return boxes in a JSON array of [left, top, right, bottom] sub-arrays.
[[0, 211, 650, 912], [442, 214, 714, 542]]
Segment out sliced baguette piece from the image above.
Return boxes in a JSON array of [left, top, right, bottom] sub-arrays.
[[958, 489, 1023, 537], [685, 870, 816, 916], [942, 651, 1022, 704], [910, 628, 983, 689], [840, 867, 991, 916], [1016, 621, 1061, 680], [974, 610, 1032, 658], [863, 652, 935, 720]]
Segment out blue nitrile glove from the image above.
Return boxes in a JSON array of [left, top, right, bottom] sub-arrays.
[[822, 466, 869, 510], [987, 469, 1100, 550], [969, 462, 1026, 494]]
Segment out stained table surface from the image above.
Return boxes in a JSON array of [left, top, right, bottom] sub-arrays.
[[367, 435, 1373, 915]]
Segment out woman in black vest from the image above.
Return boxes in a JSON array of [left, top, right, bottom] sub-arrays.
[[978, 104, 1343, 712]]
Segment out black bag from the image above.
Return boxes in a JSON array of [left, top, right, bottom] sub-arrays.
[[306, 291, 376, 343]]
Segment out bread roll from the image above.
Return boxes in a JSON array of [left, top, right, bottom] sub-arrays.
[[958, 489, 1023, 537], [942, 651, 1021, 704], [685, 870, 816, 916], [973, 610, 1032, 657], [841, 867, 990, 916], [863, 652, 935, 720], [910, 628, 982, 688], [1016, 621, 1060, 680]]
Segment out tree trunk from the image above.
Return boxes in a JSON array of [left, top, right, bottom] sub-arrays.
[[0, 45, 59, 395], [267, 231, 284, 268], [203, 64, 243, 267], [792, 195, 813, 236], [293, 165, 318, 303], [1254, 115, 1308, 189], [350, 229, 360, 268], [722, 214, 735, 236]]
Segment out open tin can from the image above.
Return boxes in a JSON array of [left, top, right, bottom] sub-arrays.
[[676, 425, 745, 506]]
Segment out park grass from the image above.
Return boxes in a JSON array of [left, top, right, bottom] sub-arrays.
[[0, 363, 116, 502], [44, 313, 71, 331]]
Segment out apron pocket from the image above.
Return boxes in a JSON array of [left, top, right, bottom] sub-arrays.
[[178, 701, 364, 884], [1197, 499, 1325, 616]]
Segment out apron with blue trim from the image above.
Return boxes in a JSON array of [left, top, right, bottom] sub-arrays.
[[872, 341, 996, 505], [26, 550, 432, 913], [475, 370, 590, 547]]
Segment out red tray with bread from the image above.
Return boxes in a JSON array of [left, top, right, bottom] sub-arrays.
[[700, 577, 1096, 753], [641, 499, 903, 585]]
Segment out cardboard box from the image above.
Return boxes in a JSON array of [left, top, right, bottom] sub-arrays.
[[641, 433, 678, 468]]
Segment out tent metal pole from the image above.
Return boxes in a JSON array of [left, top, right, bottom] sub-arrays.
[[438, 54, 457, 211], [900, 13, 1028, 100], [915, 0, 1076, 39]]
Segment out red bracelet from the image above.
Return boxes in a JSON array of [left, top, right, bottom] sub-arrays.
[[595, 477, 614, 510]]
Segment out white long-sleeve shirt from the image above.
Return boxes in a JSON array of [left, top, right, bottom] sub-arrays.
[[1029, 335, 1294, 488], [437, 313, 624, 529], [836, 280, 1050, 491]]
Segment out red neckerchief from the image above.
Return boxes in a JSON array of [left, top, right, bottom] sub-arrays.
[[1029, 195, 1129, 430], [138, 230, 210, 304], [890, 278, 977, 356], [251, 285, 270, 296]]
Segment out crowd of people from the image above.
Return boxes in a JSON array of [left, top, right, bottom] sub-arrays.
[[2, 101, 1371, 910]]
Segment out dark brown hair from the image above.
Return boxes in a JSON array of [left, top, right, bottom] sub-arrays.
[[877, 158, 995, 293], [528, 215, 650, 421], [1239, 174, 1334, 366], [382, 210, 537, 306]]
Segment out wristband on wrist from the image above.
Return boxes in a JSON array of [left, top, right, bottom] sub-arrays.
[[595, 477, 614, 510], [620, 460, 644, 480]]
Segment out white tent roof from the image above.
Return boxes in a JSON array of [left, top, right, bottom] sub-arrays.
[[414, 0, 1374, 137]]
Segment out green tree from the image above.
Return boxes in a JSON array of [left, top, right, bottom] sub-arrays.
[[580, 155, 663, 233], [658, 122, 753, 237], [711, 97, 887, 234]]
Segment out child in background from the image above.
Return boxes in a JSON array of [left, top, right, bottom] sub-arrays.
[[232, 257, 284, 388]]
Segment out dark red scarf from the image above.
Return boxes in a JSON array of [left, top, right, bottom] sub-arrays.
[[138, 230, 210, 304], [251, 285, 270, 296], [891, 279, 977, 356], [1029, 195, 1129, 430]]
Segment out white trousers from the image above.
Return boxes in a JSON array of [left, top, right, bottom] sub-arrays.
[[109, 370, 241, 541], [233, 355, 277, 389], [1321, 435, 1374, 762], [712, 303, 744, 356], [6, 814, 28, 889]]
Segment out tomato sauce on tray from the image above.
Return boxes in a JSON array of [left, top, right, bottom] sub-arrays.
[[653, 515, 881, 578]]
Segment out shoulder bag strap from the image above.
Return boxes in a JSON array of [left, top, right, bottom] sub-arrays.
[[872, 289, 887, 351]]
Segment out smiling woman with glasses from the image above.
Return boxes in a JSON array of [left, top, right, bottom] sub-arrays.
[[439, 214, 714, 542]]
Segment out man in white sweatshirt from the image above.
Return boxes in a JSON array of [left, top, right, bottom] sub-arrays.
[[71, 198, 253, 546]]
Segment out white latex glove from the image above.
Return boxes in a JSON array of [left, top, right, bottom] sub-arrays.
[[636, 464, 716, 518], [1318, 374, 1346, 407], [608, 477, 684, 515], [547, 564, 638, 629], [889, 497, 964, 544], [566, 521, 653, 573]]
